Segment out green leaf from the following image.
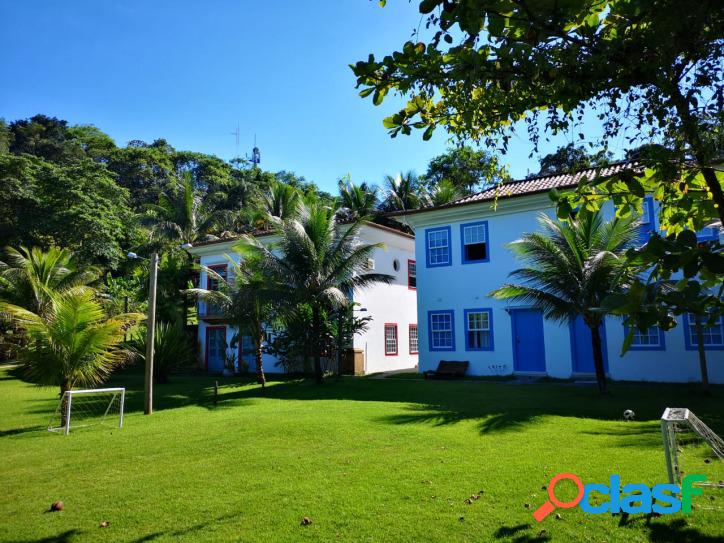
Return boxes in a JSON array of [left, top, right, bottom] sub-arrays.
[[373, 88, 387, 106], [419, 0, 437, 14], [422, 125, 434, 141], [358, 88, 374, 98]]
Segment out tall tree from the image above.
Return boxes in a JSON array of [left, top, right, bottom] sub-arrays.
[[338, 177, 379, 219], [354, 1, 722, 215], [491, 211, 639, 393], [143, 171, 220, 245], [187, 255, 283, 387], [0, 154, 134, 268], [424, 146, 509, 194], [354, 0, 723, 342], [537, 143, 612, 176], [239, 203, 392, 383], [378, 171, 425, 212]]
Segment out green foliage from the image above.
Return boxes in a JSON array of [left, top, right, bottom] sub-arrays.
[[379, 170, 426, 212], [186, 255, 285, 385], [143, 171, 222, 247], [337, 176, 379, 219], [423, 146, 510, 194], [0, 154, 135, 268], [2, 368, 724, 542], [238, 203, 393, 382], [426, 179, 461, 207], [537, 143, 612, 176], [0, 246, 101, 317], [0, 289, 140, 393], [491, 211, 640, 392], [129, 322, 195, 383]]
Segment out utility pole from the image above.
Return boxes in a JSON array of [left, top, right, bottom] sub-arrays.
[[144, 252, 159, 415]]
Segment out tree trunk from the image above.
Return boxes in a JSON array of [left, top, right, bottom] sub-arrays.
[[670, 89, 724, 224], [312, 305, 323, 384], [254, 328, 266, 390], [589, 324, 608, 394], [694, 315, 711, 394]]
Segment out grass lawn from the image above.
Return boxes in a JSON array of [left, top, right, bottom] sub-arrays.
[[1, 365, 723, 543]]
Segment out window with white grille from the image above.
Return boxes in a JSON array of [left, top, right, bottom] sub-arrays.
[[384, 324, 398, 355]]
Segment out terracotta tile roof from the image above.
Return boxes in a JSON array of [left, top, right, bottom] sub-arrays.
[[388, 161, 640, 217]]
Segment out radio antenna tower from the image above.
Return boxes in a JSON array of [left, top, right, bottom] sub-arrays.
[[247, 134, 261, 169], [230, 122, 240, 159]]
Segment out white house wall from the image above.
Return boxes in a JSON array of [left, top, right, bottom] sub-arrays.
[[403, 195, 724, 384], [191, 224, 419, 375], [352, 225, 419, 374]]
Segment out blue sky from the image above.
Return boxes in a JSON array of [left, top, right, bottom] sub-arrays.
[[1, 1, 615, 193]]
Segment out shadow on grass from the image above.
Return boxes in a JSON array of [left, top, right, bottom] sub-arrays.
[[129, 511, 242, 543], [175, 375, 724, 440], [494, 523, 551, 541], [3, 363, 724, 441], [15, 529, 80, 543]]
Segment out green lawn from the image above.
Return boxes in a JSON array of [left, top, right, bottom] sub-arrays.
[[1, 365, 723, 543]]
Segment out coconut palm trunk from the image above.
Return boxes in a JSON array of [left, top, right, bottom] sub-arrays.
[[253, 328, 266, 389], [312, 304, 324, 384], [694, 315, 710, 394], [588, 321, 608, 394]]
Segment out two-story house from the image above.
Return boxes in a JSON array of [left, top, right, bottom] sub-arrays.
[[187, 222, 419, 375], [390, 163, 724, 384]]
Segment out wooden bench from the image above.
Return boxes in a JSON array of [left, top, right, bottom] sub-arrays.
[[423, 360, 469, 380]]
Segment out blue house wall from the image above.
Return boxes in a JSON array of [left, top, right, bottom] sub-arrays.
[[405, 193, 724, 384]]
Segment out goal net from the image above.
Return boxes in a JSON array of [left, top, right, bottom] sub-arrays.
[[661, 408, 724, 495], [49, 388, 125, 435]]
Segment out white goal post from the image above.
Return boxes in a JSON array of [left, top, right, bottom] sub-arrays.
[[661, 407, 724, 488], [49, 387, 126, 435]]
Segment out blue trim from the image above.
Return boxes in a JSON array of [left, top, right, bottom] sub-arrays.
[[460, 220, 490, 264], [638, 197, 655, 242], [696, 227, 721, 241], [427, 310, 455, 351], [569, 317, 609, 373], [624, 324, 666, 351], [510, 308, 546, 372], [683, 313, 724, 350], [424, 226, 453, 268], [464, 308, 494, 351]]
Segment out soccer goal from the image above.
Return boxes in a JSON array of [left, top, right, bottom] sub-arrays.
[[661, 407, 724, 489], [49, 388, 125, 435]]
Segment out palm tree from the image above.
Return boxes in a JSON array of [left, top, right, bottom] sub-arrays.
[[238, 203, 393, 383], [0, 289, 140, 421], [425, 179, 461, 207], [491, 211, 638, 393], [378, 171, 425, 212], [0, 246, 100, 317], [186, 255, 283, 387], [260, 180, 301, 221], [338, 177, 379, 219], [144, 171, 220, 245]]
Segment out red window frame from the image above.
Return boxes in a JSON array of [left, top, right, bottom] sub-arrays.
[[407, 259, 417, 290], [409, 324, 419, 355], [384, 323, 398, 356], [204, 325, 227, 370]]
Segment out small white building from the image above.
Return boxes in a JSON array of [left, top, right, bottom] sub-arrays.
[[391, 163, 724, 384], [187, 222, 419, 375]]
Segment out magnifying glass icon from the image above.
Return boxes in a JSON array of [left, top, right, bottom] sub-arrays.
[[533, 473, 584, 522]]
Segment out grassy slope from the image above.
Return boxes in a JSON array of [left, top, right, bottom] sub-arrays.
[[1, 365, 722, 543]]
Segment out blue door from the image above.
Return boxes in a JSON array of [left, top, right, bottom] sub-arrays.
[[511, 309, 546, 372], [570, 317, 608, 374], [206, 327, 226, 373]]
